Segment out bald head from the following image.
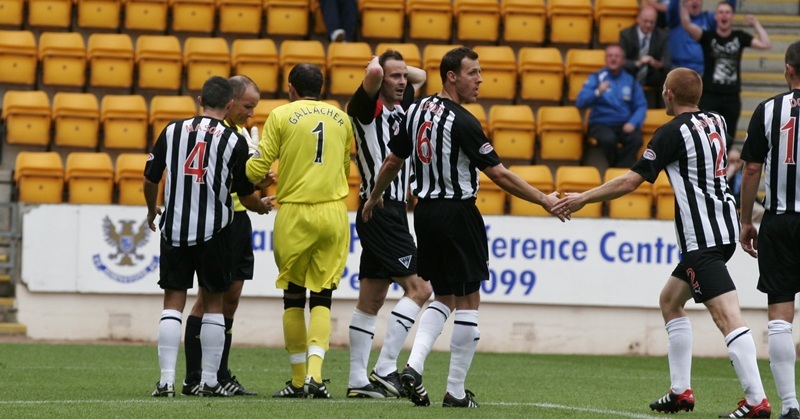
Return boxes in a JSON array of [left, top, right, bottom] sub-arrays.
[[638, 5, 657, 34]]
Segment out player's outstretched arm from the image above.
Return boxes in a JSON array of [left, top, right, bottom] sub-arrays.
[[483, 163, 568, 222], [552, 170, 645, 216]]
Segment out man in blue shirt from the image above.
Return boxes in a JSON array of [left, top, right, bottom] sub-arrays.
[[667, 0, 736, 74], [576, 44, 647, 168]]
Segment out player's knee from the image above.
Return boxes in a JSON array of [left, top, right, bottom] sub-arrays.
[[310, 289, 333, 309], [405, 277, 432, 305]]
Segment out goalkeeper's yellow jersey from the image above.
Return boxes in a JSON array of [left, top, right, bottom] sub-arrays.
[[246, 99, 352, 204]]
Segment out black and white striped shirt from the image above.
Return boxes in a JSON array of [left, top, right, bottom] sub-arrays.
[[144, 116, 254, 247], [632, 110, 739, 252], [348, 84, 414, 203], [403, 95, 501, 200], [741, 89, 800, 214]]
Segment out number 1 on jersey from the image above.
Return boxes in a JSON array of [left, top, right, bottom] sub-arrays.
[[781, 116, 797, 165], [312, 122, 324, 164]]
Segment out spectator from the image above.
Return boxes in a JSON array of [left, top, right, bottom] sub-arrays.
[[667, 0, 736, 74], [576, 44, 648, 168], [320, 0, 357, 42], [645, 0, 669, 29], [620, 5, 670, 108]]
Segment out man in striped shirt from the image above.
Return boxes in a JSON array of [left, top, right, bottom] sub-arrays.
[[362, 47, 565, 408], [740, 40, 800, 419], [554, 68, 770, 418], [145, 76, 273, 398]]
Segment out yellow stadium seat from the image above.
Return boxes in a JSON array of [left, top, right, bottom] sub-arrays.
[[2, 90, 51, 146], [124, 0, 169, 32], [0, 30, 37, 86], [322, 99, 341, 109], [374, 43, 421, 68], [501, 0, 546, 44], [149, 95, 197, 145], [604, 167, 653, 219], [279, 40, 326, 93], [183, 37, 231, 92], [555, 165, 602, 217], [231, 39, 279, 96], [218, 0, 263, 35], [38, 32, 86, 88], [264, 0, 310, 37], [547, 0, 593, 45], [641, 108, 672, 157], [472, 46, 517, 100], [0, 0, 24, 27], [327, 42, 373, 96], [360, 0, 405, 40], [65, 152, 114, 204], [565, 48, 606, 102], [594, 0, 639, 45], [454, 0, 500, 43], [407, 0, 453, 42], [476, 172, 506, 215], [344, 160, 361, 211], [28, 0, 72, 29], [462, 103, 488, 137], [422, 44, 462, 96], [101, 95, 149, 150], [654, 171, 674, 220], [87, 34, 135, 89], [115, 153, 149, 205], [52, 93, 100, 149], [135, 35, 183, 92], [489, 105, 535, 161], [508, 164, 553, 216], [518, 47, 564, 103], [310, 0, 327, 36], [536, 106, 584, 162], [14, 151, 64, 203], [76, 0, 122, 30], [171, 0, 215, 33], [248, 99, 288, 133]]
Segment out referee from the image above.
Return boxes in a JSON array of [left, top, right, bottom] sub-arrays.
[[146, 76, 273, 398], [739, 40, 800, 419]]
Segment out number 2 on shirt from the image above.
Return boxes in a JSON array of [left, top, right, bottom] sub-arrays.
[[184, 141, 207, 183], [708, 132, 726, 177]]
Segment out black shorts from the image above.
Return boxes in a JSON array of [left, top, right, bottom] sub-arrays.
[[356, 199, 417, 280], [757, 211, 800, 304], [414, 199, 488, 296], [158, 226, 233, 293], [230, 211, 255, 281], [672, 243, 736, 303]]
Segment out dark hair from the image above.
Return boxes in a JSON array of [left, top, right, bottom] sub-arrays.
[[786, 40, 800, 76], [439, 47, 479, 84], [201, 76, 233, 109], [378, 49, 405, 69], [288, 63, 324, 99], [229, 75, 259, 100]]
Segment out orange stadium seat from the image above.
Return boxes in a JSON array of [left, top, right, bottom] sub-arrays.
[[0, 30, 37, 86], [501, 0, 546, 44], [279, 40, 326, 93], [547, 0, 593, 45], [360, 0, 405, 40], [407, 0, 453, 42], [476, 171, 506, 215], [217, 0, 263, 35], [310, 0, 327, 36], [264, 0, 310, 37], [0, 0, 25, 27], [27, 0, 72, 29], [87, 34, 135, 89], [149, 95, 197, 145], [654, 171, 674, 220], [594, 0, 639, 45], [65, 152, 114, 204], [248, 99, 288, 133], [344, 160, 361, 211], [518, 47, 564, 103], [422, 44, 462, 96], [472, 46, 516, 100], [124, 0, 169, 32], [565, 48, 606, 102], [101, 95, 149, 150], [555, 165, 602, 217], [171, 0, 215, 33], [508, 165, 553, 216], [38, 32, 86, 88], [135, 35, 183, 92], [52, 92, 100, 149], [231, 39, 279, 96], [374, 43, 421, 68], [454, 0, 500, 43], [605, 167, 653, 219], [183, 37, 231, 92], [462, 103, 488, 137], [489, 105, 536, 161], [536, 105, 584, 162], [14, 151, 64, 203], [2, 90, 51, 146], [76, 0, 122, 30], [327, 42, 373, 96], [641, 108, 672, 157], [115, 153, 150, 205]]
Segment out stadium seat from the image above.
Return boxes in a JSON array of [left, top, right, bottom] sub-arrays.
[[322, 99, 341, 109], [135, 35, 182, 92], [501, 0, 546, 44], [536, 106, 584, 162], [641, 108, 672, 157], [547, 0, 593, 45], [2, 90, 51, 146], [489, 105, 535, 161], [555, 165, 602, 217], [565, 49, 606, 102], [345, 160, 361, 211], [27, 0, 72, 29], [149, 95, 197, 145], [52, 92, 100, 149], [101, 95, 149, 150], [115, 153, 150, 205], [231, 39, 279, 96], [360, 0, 405, 40], [462, 103, 488, 137], [453, 0, 500, 43], [183, 37, 231, 92], [124, 0, 169, 32], [14, 151, 64, 203], [87, 34, 135, 89], [264, 0, 310, 37], [374, 43, 422, 68], [654, 171, 674, 220], [476, 171, 506, 215], [407, 0, 453, 42], [249, 99, 288, 133], [279, 40, 325, 93], [38, 32, 86, 88], [76, 0, 122, 30], [518, 47, 564, 103], [422, 44, 462, 96], [171, 0, 215, 33], [310, 0, 327, 36], [217, 0, 263, 35], [0, 0, 24, 27], [472, 46, 517, 100], [65, 152, 114, 204], [604, 167, 652, 219], [508, 165, 553, 216], [327, 42, 373, 96], [594, 0, 639, 45], [0, 30, 37, 86]]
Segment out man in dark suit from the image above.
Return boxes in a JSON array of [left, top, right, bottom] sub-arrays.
[[620, 5, 670, 108]]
